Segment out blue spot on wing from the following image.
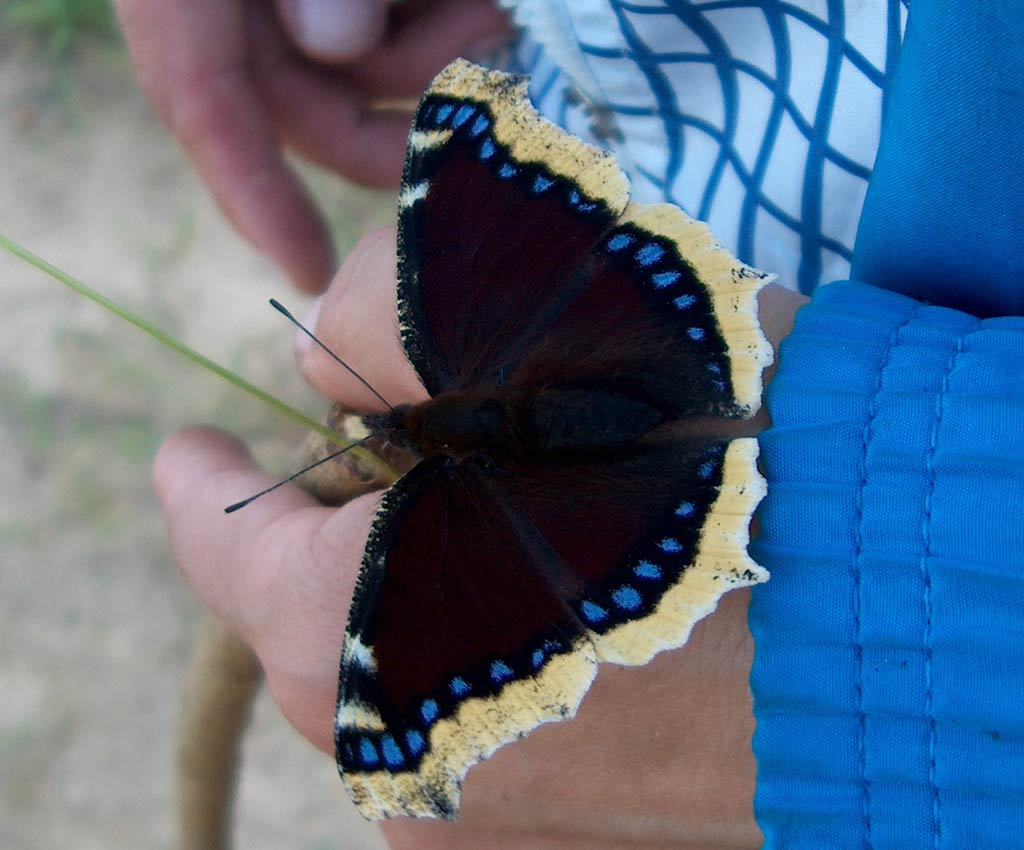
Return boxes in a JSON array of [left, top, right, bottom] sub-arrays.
[[452, 104, 475, 128], [699, 461, 717, 479], [498, 162, 518, 179], [676, 501, 695, 518], [532, 174, 554, 194], [490, 660, 513, 683], [581, 600, 608, 624], [611, 585, 643, 611], [469, 114, 490, 137], [651, 270, 681, 288], [435, 103, 454, 125], [607, 233, 634, 252], [359, 737, 379, 767], [531, 648, 546, 669], [688, 327, 706, 341], [450, 676, 471, 697], [420, 699, 439, 724], [634, 560, 662, 580], [381, 734, 404, 768], [479, 138, 496, 160], [635, 243, 666, 266], [406, 729, 426, 756], [658, 537, 683, 553], [674, 294, 697, 310]]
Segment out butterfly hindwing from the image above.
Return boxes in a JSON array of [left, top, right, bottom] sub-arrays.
[[497, 438, 766, 666], [504, 202, 771, 423], [336, 437, 764, 818], [336, 459, 598, 819]]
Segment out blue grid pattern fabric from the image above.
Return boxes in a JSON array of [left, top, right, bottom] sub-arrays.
[[502, 0, 909, 293]]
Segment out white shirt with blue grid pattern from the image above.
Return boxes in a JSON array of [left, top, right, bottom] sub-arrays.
[[501, 0, 909, 293]]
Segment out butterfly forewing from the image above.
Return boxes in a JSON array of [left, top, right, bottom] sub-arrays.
[[397, 61, 629, 395]]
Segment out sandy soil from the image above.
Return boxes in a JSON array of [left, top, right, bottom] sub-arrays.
[[0, 29, 392, 850]]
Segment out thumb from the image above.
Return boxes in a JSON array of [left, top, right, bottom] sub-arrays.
[[153, 426, 381, 750], [275, 0, 388, 62], [152, 427, 327, 638]]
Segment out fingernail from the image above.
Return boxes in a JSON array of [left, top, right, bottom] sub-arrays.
[[295, 297, 322, 357], [295, 0, 385, 60]]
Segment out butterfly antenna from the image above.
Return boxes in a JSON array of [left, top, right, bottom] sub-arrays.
[[225, 438, 373, 513], [269, 299, 394, 412]]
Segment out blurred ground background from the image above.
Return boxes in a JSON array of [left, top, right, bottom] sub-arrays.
[[0, 4, 393, 848]]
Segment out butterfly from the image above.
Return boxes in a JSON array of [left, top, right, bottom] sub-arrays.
[[334, 59, 772, 821]]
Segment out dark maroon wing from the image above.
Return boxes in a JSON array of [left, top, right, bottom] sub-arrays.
[[396, 60, 629, 395], [495, 437, 765, 666], [398, 64, 770, 417], [335, 437, 764, 820], [335, 458, 598, 820], [503, 202, 772, 419]]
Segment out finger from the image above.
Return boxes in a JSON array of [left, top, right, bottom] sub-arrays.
[[115, 0, 335, 291], [259, 60, 412, 188], [348, 0, 514, 98], [251, 0, 509, 187], [260, 491, 381, 752], [153, 427, 323, 633], [246, 11, 409, 188], [296, 228, 428, 409], [274, 0, 388, 62], [175, 73, 337, 291]]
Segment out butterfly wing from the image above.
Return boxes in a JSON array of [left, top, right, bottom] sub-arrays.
[[497, 438, 766, 667], [507, 201, 771, 418], [398, 60, 770, 411], [336, 437, 763, 819], [396, 59, 629, 394], [336, 60, 771, 821], [336, 459, 599, 820]]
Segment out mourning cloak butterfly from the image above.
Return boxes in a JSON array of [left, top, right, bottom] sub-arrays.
[[335, 59, 772, 820]]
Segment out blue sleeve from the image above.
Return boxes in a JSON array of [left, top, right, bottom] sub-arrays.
[[850, 0, 1024, 318], [749, 3, 1024, 847], [749, 283, 1024, 849]]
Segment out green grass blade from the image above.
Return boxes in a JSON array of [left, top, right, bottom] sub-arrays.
[[0, 232, 396, 479]]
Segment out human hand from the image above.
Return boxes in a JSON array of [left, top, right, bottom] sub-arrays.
[[114, 0, 510, 292], [154, 228, 805, 849]]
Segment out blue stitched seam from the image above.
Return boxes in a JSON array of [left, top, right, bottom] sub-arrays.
[[852, 303, 921, 848], [921, 322, 980, 847]]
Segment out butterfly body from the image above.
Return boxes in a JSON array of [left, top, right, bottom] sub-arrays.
[[364, 383, 671, 469], [334, 60, 773, 821], [365, 393, 512, 462]]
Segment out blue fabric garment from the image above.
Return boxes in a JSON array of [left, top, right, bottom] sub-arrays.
[[852, 1, 1024, 317], [750, 283, 1024, 848], [750, 2, 1024, 846]]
